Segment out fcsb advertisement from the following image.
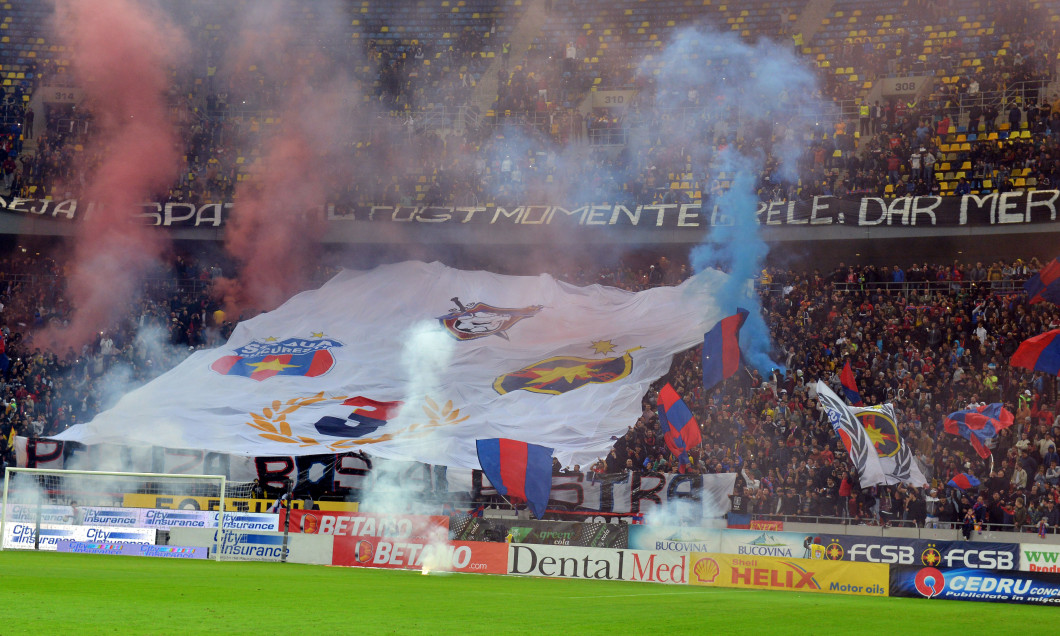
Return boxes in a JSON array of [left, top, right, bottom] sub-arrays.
[[688, 552, 888, 596]]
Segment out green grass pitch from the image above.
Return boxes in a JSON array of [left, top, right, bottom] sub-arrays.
[[0, 551, 1052, 635]]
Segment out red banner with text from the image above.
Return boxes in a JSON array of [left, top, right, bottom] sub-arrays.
[[332, 537, 508, 574], [280, 510, 449, 542]]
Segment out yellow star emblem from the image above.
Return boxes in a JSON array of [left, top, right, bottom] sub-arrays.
[[589, 340, 616, 355], [247, 357, 299, 373], [312, 332, 325, 338], [264, 336, 278, 342], [528, 362, 594, 386]]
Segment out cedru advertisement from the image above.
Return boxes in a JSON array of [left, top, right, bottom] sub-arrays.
[[688, 552, 888, 596]]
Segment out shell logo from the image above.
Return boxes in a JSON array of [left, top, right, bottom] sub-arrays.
[[355, 540, 374, 564], [692, 557, 720, 584]]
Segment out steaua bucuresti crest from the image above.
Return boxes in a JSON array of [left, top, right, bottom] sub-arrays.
[[211, 334, 343, 381], [436, 297, 542, 341]]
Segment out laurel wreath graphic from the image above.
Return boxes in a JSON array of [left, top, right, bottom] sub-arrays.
[[244, 393, 470, 452]]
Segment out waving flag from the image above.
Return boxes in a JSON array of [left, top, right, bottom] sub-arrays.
[[702, 308, 748, 391], [815, 382, 886, 486], [1010, 329, 1060, 376], [947, 473, 981, 490], [848, 404, 928, 487], [839, 361, 864, 406], [942, 403, 1014, 459], [657, 383, 701, 470], [52, 261, 733, 469], [1025, 258, 1060, 305], [476, 438, 554, 519]]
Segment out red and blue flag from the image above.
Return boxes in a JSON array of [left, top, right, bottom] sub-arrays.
[[1011, 329, 1060, 376], [702, 308, 748, 391], [658, 383, 701, 472], [840, 361, 864, 406], [947, 473, 981, 490], [1025, 258, 1060, 305], [942, 403, 1014, 459], [475, 438, 554, 519]]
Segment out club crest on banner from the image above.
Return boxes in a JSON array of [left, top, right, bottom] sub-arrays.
[[920, 545, 941, 567], [493, 348, 638, 395], [436, 298, 542, 341], [243, 394, 469, 452], [211, 335, 343, 381], [854, 408, 901, 457], [824, 540, 845, 561]]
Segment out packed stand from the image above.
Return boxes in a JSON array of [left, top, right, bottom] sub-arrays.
[[0, 250, 1058, 534]]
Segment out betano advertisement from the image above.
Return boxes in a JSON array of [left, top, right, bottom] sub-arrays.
[[688, 553, 889, 596], [280, 510, 449, 540], [891, 565, 1060, 605], [506, 544, 689, 584], [332, 537, 508, 574]]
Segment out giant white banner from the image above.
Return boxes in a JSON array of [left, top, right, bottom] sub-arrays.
[[54, 261, 729, 469]]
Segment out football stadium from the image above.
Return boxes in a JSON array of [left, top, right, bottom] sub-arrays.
[[2, 0, 1060, 632]]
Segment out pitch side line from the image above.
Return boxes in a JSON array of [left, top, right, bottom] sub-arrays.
[[566, 591, 706, 599]]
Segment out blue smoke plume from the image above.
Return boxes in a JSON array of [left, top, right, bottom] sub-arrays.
[[644, 27, 826, 375]]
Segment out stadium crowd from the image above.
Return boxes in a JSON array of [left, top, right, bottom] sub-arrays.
[[0, 250, 1057, 534], [575, 256, 1060, 533], [4, 0, 1060, 211]]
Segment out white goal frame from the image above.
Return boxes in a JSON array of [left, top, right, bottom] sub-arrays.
[[1, 467, 227, 562]]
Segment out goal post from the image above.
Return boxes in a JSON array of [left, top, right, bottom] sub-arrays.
[[1, 467, 227, 562]]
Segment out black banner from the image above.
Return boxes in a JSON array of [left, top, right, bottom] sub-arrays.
[[891, 565, 1060, 605], [449, 515, 628, 548], [815, 534, 1019, 570], [4, 191, 1060, 229]]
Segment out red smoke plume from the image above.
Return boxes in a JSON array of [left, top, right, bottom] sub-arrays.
[[36, 0, 186, 352]]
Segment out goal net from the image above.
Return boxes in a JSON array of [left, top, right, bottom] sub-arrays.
[[1, 468, 228, 561]]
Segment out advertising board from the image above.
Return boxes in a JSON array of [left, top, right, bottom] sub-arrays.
[[452, 517, 627, 548], [332, 538, 508, 574], [2, 523, 156, 550], [1020, 543, 1060, 573], [891, 565, 1060, 605], [627, 525, 720, 552], [688, 552, 888, 596], [506, 544, 689, 584], [814, 534, 1019, 570], [281, 510, 448, 541], [122, 494, 358, 513], [167, 528, 335, 565], [55, 540, 208, 559]]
